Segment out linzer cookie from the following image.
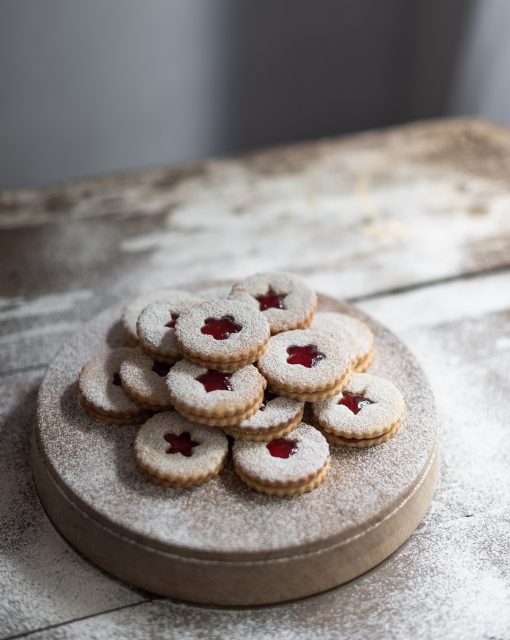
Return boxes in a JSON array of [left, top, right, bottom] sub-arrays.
[[122, 288, 195, 345], [119, 347, 174, 411], [135, 412, 228, 487], [233, 422, 330, 496], [174, 299, 270, 371], [257, 329, 351, 402], [137, 293, 202, 363], [167, 360, 266, 426], [311, 373, 405, 447], [223, 391, 304, 442], [311, 311, 375, 372], [79, 347, 150, 425], [229, 272, 317, 334]]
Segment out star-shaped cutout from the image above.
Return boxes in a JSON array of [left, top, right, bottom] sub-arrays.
[[266, 438, 299, 458], [196, 369, 233, 392], [165, 312, 180, 328], [339, 393, 373, 415], [164, 431, 200, 457], [286, 344, 325, 368], [201, 315, 242, 340], [256, 289, 286, 311]]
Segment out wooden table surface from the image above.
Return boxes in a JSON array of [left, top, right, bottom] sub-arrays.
[[1, 119, 509, 639]]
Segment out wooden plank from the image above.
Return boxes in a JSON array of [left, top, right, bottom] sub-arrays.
[[1, 119, 510, 303], [1, 274, 509, 637], [22, 515, 510, 640], [0, 371, 146, 640]]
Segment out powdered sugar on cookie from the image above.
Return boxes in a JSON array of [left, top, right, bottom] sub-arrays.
[[175, 299, 269, 362], [236, 394, 304, 432], [122, 288, 196, 344], [229, 272, 317, 334], [257, 329, 351, 392], [119, 347, 173, 408], [312, 373, 405, 438], [310, 312, 374, 370], [137, 294, 202, 362], [135, 412, 228, 483], [233, 422, 330, 485], [79, 347, 142, 414], [167, 360, 266, 416]]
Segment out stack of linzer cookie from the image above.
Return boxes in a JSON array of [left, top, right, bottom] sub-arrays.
[[78, 272, 405, 496]]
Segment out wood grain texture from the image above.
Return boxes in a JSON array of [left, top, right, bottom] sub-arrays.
[[1, 119, 509, 638]]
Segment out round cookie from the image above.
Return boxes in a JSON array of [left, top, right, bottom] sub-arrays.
[[229, 272, 317, 334], [256, 329, 352, 402], [79, 347, 150, 425], [311, 373, 405, 447], [119, 348, 174, 411], [224, 391, 304, 442], [137, 293, 202, 364], [135, 412, 229, 487], [233, 422, 330, 496], [167, 360, 266, 427], [310, 311, 375, 372], [122, 288, 195, 345], [174, 300, 270, 371]]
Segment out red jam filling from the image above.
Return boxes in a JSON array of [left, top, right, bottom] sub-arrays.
[[259, 390, 277, 411], [201, 315, 242, 340], [339, 393, 373, 415], [196, 369, 233, 392], [165, 312, 180, 329], [286, 344, 325, 368], [256, 289, 286, 311], [164, 431, 199, 457], [267, 438, 298, 458], [151, 360, 172, 377], [112, 372, 122, 386]]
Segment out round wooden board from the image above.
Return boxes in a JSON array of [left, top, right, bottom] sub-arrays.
[[33, 290, 438, 606]]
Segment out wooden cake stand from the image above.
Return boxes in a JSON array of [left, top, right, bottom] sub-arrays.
[[33, 291, 438, 606]]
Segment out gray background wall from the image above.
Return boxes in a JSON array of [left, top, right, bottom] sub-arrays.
[[1, 0, 508, 189]]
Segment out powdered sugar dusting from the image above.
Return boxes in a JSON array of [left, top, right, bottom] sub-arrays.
[[313, 373, 405, 438], [167, 360, 265, 416], [119, 347, 173, 406], [137, 295, 202, 360], [36, 295, 436, 557], [233, 423, 329, 484], [135, 412, 228, 480], [230, 272, 317, 333], [311, 311, 374, 364], [257, 329, 350, 391], [79, 347, 142, 414], [237, 396, 304, 432], [122, 288, 195, 343], [175, 300, 269, 360]]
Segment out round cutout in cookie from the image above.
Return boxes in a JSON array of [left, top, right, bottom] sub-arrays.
[[311, 372, 405, 447], [135, 412, 228, 487], [229, 272, 317, 334]]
